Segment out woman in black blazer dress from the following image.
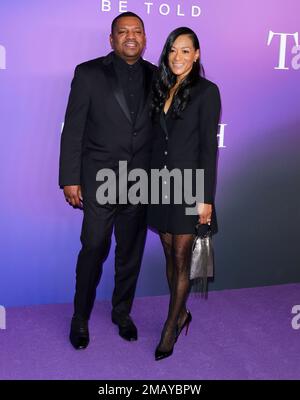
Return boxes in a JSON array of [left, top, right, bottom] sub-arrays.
[[148, 27, 221, 360]]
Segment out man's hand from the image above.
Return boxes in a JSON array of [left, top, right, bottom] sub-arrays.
[[63, 185, 83, 208], [197, 203, 212, 225]]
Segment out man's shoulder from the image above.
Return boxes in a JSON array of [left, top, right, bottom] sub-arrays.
[[142, 59, 158, 72], [73, 53, 158, 78], [75, 56, 108, 73], [74, 52, 116, 76]]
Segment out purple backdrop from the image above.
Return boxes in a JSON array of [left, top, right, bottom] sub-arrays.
[[0, 0, 299, 307]]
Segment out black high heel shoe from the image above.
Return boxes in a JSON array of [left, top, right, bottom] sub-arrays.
[[175, 310, 192, 342], [155, 325, 177, 361], [155, 344, 174, 361]]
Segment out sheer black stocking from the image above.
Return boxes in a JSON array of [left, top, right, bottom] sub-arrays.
[[159, 232, 188, 328], [157, 232, 194, 352]]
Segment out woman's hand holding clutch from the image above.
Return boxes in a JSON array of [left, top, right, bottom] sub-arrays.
[[197, 203, 212, 225]]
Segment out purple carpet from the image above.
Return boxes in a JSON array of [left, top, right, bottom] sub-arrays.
[[0, 284, 299, 380]]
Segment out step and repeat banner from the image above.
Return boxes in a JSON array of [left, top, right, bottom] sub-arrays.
[[0, 0, 299, 306]]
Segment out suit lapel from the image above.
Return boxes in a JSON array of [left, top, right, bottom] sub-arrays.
[[136, 60, 154, 121], [102, 52, 155, 125], [102, 52, 132, 124]]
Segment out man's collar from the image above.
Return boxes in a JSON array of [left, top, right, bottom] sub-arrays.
[[112, 51, 142, 71]]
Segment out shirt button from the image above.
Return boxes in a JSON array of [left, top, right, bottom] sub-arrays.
[[164, 151, 168, 155], [163, 181, 167, 185], [164, 195, 168, 199], [165, 136, 168, 140], [164, 165, 167, 169], [133, 132, 137, 136]]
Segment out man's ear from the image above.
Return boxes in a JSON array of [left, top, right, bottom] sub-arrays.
[[109, 34, 113, 49]]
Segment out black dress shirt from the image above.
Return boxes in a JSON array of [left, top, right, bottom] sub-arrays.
[[113, 52, 144, 125]]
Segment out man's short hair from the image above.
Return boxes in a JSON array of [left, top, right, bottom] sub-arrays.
[[111, 12, 145, 34]]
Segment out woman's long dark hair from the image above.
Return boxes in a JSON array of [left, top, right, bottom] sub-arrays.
[[151, 27, 205, 119]]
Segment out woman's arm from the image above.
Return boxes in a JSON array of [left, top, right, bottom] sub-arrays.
[[198, 83, 221, 205], [197, 83, 221, 224]]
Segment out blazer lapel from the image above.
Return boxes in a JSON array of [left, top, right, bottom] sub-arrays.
[[135, 60, 154, 121], [159, 112, 169, 137], [103, 52, 132, 124]]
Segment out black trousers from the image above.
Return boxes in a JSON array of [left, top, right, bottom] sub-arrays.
[[73, 196, 147, 320]]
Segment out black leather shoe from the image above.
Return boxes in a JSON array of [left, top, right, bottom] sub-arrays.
[[112, 314, 138, 341], [69, 315, 89, 350]]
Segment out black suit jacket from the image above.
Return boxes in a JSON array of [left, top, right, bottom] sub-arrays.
[[59, 51, 157, 192], [151, 77, 221, 204], [148, 77, 221, 234]]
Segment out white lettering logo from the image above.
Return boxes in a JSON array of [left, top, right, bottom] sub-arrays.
[[101, 1, 201, 18], [0, 305, 6, 330], [119, 1, 128, 12], [267, 31, 299, 70], [101, 0, 111, 12], [218, 123, 227, 148], [291, 44, 300, 70], [159, 4, 170, 16], [0, 45, 6, 70]]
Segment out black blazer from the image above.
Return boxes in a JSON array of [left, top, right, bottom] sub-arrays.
[[59, 51, 157, 193], [148, 77, 221, 234]]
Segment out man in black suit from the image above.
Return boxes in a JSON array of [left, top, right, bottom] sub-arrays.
[[59, 12, 157, 349]]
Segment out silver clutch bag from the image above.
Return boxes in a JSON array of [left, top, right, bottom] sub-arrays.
[[190, 224, 214, 296]]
